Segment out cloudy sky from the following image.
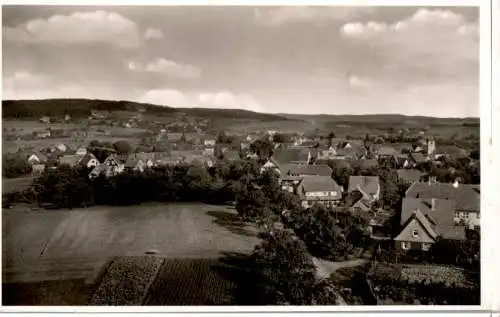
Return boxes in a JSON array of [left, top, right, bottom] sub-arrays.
[[2, 6, 479, 117]]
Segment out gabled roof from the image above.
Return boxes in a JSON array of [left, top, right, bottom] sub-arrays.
[[283, 164, 332, 177], [299, 176, 342, 198], [401, 197, 466, 240], [406, 182, 480, 212], [28, 151, 48, 162], [350, 159, 378, 170], [79, 153, 98, 166], [377, 146, 398, 156], [348, 176, 380, 196], [410, 152, 427, 163], [394, 208, 439, 241], [59, 154, 82, 166], [396, 169, 424, 183]]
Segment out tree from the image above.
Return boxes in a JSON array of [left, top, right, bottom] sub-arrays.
[[3, 154, 32, 178], [113, 140, 133, 154], [250, 229, 318, 304], [250, 139, 274, 164], [272, 133, 288, 144], [470, 149, 479, 160]]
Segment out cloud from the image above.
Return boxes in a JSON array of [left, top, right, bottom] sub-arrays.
[[197, 92, 263, 112], [339, 9, 478, 83], [254, 6, 375, 26], [144, 27, 163, 40], [128, 58, 201, 79], [2, 70, 119, 100], [137, 89, 263, 112], [348, 74, 371, 89], [3, 11, 161, 48]]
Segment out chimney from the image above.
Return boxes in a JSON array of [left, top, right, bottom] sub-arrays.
[[431, 198, 436, 211]]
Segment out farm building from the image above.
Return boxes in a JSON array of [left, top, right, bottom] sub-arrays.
[[397, 169, 424, 184], [27, 152, 48, 165], [297, 175, 343, 209]]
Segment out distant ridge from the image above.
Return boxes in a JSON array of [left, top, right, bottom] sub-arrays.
[[1, 99, 291, 122]]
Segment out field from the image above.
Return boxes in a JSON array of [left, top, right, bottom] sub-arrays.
[[2, 177, 35, 194], [401, 264, 474, 288], [2, 203, 261, 305], [3, 203, 259, 267]]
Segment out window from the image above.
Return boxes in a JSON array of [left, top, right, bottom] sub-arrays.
[[455, 212, 460, 218], [464, 212, 469, 219], [412, 230, 419, 238], [401, 242, 411, 250], [422, 243, 431, 251], [476, 213, 480, 219]]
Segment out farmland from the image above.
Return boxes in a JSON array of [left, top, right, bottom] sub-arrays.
[[2, 202, 261, 305]]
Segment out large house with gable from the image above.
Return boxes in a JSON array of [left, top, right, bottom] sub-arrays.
[[297, 176, 343, 209]]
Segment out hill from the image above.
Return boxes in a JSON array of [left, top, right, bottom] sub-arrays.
[[1, 99, 290, 122]]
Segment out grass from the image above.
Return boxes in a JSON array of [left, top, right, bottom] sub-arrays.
[[2, 176, 35, 194], [90, 256, 164, 305], [3, 203, 259, 263]]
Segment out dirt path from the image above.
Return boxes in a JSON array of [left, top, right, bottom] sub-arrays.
[[313, 257, 368, 279]]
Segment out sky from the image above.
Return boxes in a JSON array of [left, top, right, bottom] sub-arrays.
[[2, 6, 479, 117]]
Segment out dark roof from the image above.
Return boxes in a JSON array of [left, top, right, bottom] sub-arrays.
[[348, 176, 380, 196], [435, 146, 468, 156], [272, 148, 310, 165], [283, 164, 332, 177], [406, 182, 480, 212], [401, 198, 465, 240], [396, 169, 424, 183], [410, 152, 427, 163], [350, 159, 378, 170], [378, 146, 398, 156], [79, 153, 97, 166], [299, 176, 342, 200], [58, 155, 82, 166]]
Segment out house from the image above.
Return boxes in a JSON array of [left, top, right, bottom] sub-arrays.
[[31, 164, 46, 176], [297, 176, 343, 209], [204, 139, 216, 147], [377, 146, 398, 158], [124, 156, 146, 172], [347, 176, 381, 211], [281, 164, 333, 177], [79, 153, 100, 169], [55, 143, 68, 153], [405, 181, 480, 230], [394, 198, 466, 252], [409, 152, 427, 165], [39, 116, 50, 123], [240, 142, 251, 150], [396, 169, 424, 184], [89, 154, 125, 178], [27, 152, 48, 165], [280, 175, 304, 194], [76, 147, 88, 156], [58, 155, 82, 167], [434, 146, 468, 159], [34, 131, 51, 139], [260, 157, 282, 175]]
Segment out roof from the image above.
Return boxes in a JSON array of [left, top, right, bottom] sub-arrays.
[[406, 182, 480, 212], [435, 146, 468, 156], [395, 208, 439, 241], [79, 153, 97, 166], [401, 198, 465, 240], [28, 152, 48, 162], [299, 176, 342, 198], [378, 146, 398, 156], [410, 152, 427, 163], [348, 176, 380, 196], [271, 148, 310, 165], [59, 154, 82, 166], [283, 164, 332, 177], [223, 150, 240, 161], [396, 169, 424, 183]]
